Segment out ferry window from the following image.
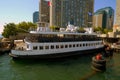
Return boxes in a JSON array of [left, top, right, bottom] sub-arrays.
[[86, 44, 88, 46], [39, 46, 43, 50], [33, 46, 38, 50], [45, 46, 49, 49], [80, 44, 82, 47], [61, 45, 64, 48], [56, 45, 59, 49], [76, 44, 79, 47], [65, 45, 68, 48], [83, 44, 85, 47], [91, 44, 92, 46], [69, 44, 72, 48], [73, 44, 75, 47], [89, 44, 90, 46], [51, 45, 54, 49], [91, 44, 93, 46], [27, 45, 29, 48], [98, 43, 100, 45]]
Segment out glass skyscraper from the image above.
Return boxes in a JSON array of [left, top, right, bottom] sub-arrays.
[[33, 11, 39, 23], [50, 0, 94, 27], [93, 7, 114, 29]]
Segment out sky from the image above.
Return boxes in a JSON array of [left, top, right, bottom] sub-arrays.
[[0, 0, 116, 34]]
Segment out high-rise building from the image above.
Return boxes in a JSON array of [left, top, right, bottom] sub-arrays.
[[39, 0, 50, 23], [33, 11, 39, 23], [50, 0, 94, 27], [93, 7, 114, 29], [115, 0, 120, 27]]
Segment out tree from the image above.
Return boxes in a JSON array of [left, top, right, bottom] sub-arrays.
[[2, 22, 37, 38], [93, 27, 103, 33], [27, 22, 37, 31], [17, 22, 37, 33], [77, 27, 86, 33], [50, 25, 59, 31], [93, 27, 113, 34], [2, 23, 17, 38], [103, 29, 113, 34]]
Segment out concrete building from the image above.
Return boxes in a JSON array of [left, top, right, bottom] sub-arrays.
[[50, 0, 94, 27], [33, 11, 39, 23], [115, 0, 120, 27], [93, 7, 114, 29], [39, 0, 50, 23], [113, 0, 120, 32], [93, 14, 103, 28]]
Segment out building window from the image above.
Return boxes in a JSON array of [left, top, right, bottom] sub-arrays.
[[39, 46, 43, 50], [33, 46, 38, 50]]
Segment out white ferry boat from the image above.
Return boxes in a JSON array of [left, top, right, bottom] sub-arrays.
[[9, 22, 104, 59]]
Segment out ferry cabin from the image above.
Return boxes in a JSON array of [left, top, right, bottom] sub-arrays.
[[21, 32, 103, 55]]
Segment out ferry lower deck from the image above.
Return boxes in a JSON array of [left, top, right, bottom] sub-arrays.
[[10, 47, 104, 59], [10, 41, 104, 59]]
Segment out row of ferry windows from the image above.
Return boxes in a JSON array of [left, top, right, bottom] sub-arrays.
[[32, 43, 102, 50]]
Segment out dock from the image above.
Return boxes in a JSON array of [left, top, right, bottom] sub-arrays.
[[111, 43, 120, 52], [0, 48, 11, 54]]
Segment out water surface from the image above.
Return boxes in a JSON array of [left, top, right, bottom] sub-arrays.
[[0, 53, 120, 80]]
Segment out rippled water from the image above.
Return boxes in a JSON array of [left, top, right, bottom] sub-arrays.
[[0, 53, 120, 80]]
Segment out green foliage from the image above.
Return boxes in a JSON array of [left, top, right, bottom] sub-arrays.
[[2, 22, 37, 38], [50, 26, 59, 31], [103, 29, 113, 34], [2, 23, 17, 38], [93, 26, 113, 34], [93, 27, 103, 32], [77, 27, 85, 33], [17, 22, 37, 33]]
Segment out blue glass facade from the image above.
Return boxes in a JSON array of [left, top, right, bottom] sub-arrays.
[[33, 11, 39, 23]]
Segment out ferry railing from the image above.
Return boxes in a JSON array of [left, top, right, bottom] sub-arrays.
[[24, 36, 101, 43]]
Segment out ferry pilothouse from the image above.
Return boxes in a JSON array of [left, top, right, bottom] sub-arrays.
[[10, 22, 104, 59]]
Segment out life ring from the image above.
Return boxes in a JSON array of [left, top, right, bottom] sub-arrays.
[[92, 57, 106, 65], [91, 56, 106, 72]]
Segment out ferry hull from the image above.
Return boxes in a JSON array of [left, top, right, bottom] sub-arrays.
[[9, 47, 104, 59]]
